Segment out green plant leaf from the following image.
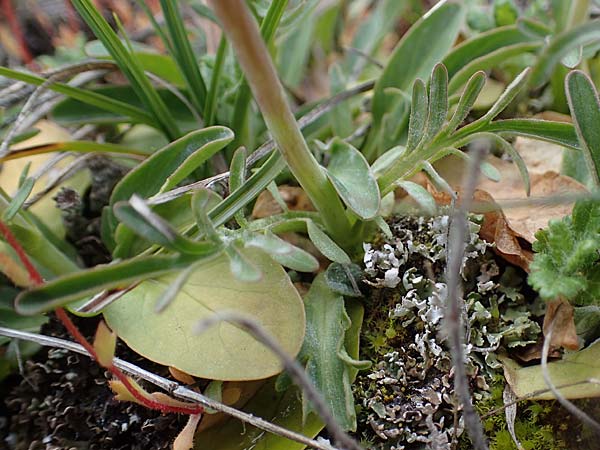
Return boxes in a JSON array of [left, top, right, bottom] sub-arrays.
[[52, 86, 195, 128], [329, 64, 354, 139], [103, 248, 305, 380], [447, 42, 540, 94], [159, 0, 207, 113], [0, 67, 155, 127], [480, 68, 530, 123], [424, 64, 448, 140], [342, 0, 408, 79], [395, 180, 437, 215], [109, 127, 233, 215], [530, 19, 600, 88], [529, 201, 600, 305], [16, 255, 190, 315], [113, 196, 220, 256], [2, 177, 34, 221], [84, 40, 186, 86], [299, 273, 369, 431], [229, 146, 248, 227], [443, 24, 536, 80], [365, 2, 463, 160], [445, 71, 486, 133], [244, 232, 319, 272], [406, 79, 428, 151], [306, 220, 351, 265], [325, 139, 380, 220], [474, 119, 580, 150], [71, 0, 181, 139], [565, 70, 600, 187], [502, 340, 600, 400]]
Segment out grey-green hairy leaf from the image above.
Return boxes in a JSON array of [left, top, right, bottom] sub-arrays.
[[406, 79, 428, 151], [325, 139, 380, 219], [395, 181, 437, 215], [565, 70, 600, 187], [424, 64, 449, 141], [299, 274, 367, 431], [445, 71, 486, 133], [306, 221, 351, 265]]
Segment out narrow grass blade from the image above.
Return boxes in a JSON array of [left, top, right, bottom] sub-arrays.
[[159, 0, 207, 113], [0, 67, 155, 126], [71, 0, 181, 139]]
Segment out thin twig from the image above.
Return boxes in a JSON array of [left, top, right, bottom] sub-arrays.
[[0, 61, 117, 158], [148, 79, 375, 205], [194, 311, 363, 450], [444, 143, 489, 450], [0, 326, 338, 450], [542, 317, 600, 435]]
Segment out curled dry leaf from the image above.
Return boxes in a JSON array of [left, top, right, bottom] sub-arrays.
[[477, 157, 588, 244], [429, 187, 532, 270], [251, 185, 314, 219], [544, 298, 580, 351]]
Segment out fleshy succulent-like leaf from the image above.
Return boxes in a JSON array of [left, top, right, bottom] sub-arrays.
[[529, 201, 600, 305], [103, 248, 306, 381], [565, 70, 600, 187], [325, 139, 380, 219]]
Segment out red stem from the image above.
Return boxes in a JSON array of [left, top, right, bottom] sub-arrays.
[[0, 0, 34, 65], [0, 219, 202, 415]]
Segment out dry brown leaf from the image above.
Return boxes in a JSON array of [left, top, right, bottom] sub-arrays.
[[197, 380, 264, 432], [514, 137, 564, 175], [169, 367, 196, 385], [429, 187, 532, 270], [172, 413, 202, 450], [544, 298, 580, 351], [251, 185, 314, 219], [436, 153, 587, 245]]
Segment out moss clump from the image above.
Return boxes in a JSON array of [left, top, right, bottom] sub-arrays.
[[467, 376, 567, 450]]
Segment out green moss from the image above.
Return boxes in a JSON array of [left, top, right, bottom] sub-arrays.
[[461, 377, 567, 450]]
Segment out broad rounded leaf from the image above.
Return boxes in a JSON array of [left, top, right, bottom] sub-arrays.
[[103, 249, 305, 381], [325, 139, 380, 219]]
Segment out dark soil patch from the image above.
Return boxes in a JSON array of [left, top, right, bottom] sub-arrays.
[[0, 314, 189, 450]]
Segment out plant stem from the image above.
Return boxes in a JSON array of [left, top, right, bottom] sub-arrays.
[[208, 0, 352, 243]]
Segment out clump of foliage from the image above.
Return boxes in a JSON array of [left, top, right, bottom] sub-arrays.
[[528, 200, 600, 306]]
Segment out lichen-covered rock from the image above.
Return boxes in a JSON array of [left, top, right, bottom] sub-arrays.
[[354, 215, 543, 449]]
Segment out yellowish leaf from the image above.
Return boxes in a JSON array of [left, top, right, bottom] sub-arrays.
[[173, 414, 202, 450], [0, 252, 33, 287], [93, 321, 117, 368]]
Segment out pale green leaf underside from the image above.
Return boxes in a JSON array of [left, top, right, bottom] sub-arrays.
[[103, 249, 305, 381]]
